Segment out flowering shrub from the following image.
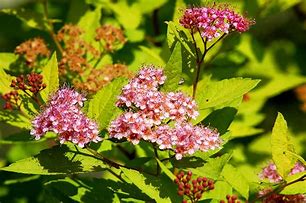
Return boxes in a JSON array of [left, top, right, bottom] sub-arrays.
[[0, 1, 306, 203]]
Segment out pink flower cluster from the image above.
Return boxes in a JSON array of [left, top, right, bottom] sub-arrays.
[[109, 66, 222, 159], [179, 6, 254, 41], [259, 162, 305, 183], [30, 88, 101, 147]]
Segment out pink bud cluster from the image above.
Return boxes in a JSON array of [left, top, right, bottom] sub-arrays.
[[259, 162, 305, 183], [30, 88, 101, 147], [179, 6, 254, 41], [109, 66, 222, 159], [258, 188, 306, 203]]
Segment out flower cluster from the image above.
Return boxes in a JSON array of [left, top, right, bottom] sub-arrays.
[[75, 64, 133, 93], [179, 6, 254, 41], [57, 24, 99, 75], [15, 37, 50, 67], [30, 88, 101, 147], [55, 24, 129, 94], [109, 66, 221, 159], [10, 73, 46, 94], [259, 162, 305, 183], [174, 171, 215, 203], [220, 195, 241, 203], [1, 91, 20, 110], [95, 24, 126, 52], [258, 162, 305, 202]]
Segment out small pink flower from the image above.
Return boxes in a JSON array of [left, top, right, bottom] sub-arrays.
[[31, 88, 101, 147], [179, 5, 254, 41], [259, 162, 305, 183]]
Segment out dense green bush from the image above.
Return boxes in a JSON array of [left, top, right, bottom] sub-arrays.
[[0, 0, 305, 202]]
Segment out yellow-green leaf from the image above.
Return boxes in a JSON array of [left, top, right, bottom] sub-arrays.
[[271, 113, 296, 178]]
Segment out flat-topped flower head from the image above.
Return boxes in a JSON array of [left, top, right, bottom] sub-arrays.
[[30, 88, 101, 147], [179, 5, 254, 41], [109, 66, 222, 159]]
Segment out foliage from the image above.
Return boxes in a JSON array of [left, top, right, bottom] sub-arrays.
[[0, 0, 306, 203]]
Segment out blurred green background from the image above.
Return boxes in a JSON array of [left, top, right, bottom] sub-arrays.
[[0, 0, 306, 202]]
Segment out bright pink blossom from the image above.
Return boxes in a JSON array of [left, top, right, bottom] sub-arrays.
[[109, 66, 222, 159], [259, 162, 305, 183], [179, 6, 254, 41], [30, 88, 101, 147]]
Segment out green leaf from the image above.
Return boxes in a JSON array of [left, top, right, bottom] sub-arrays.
[[196, 78, 260, 110], [40, 52, 59, 102], [2, 8, 47, 30], [281, 172, 306, 195], [221, 164, 249, 199], [77, 6, 102, 42], [166, 21, 194, 56], [139, 46, 165, 66], [162, 43, 182, 91], [202, 107, 237, 134], [0, 68, 13, 94], [0, 53, 17, 70], [203, 181, 232, 200], [135, 0, 168, 14], [156, 158, 176, 180], [0, 130, 48, 144], [121, 168, 171, 203], [271, 113, 296, 178], [87, 78, 127, 129], [108, 2, 141, 29], [0, 143, 107, 175], [191, 153, 232, 179]]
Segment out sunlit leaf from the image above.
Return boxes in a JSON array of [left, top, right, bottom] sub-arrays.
[[40, 52, 59, 102], [0, 143, 107, 175], [221, 164, 249, 199], [271, 113, 296, 178], [87, 78, 127, 130], [121, 168, 171, 202], [196, 78, 260, 109]]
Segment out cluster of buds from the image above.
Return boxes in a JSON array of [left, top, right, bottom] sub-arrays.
[[57, 24, 100, 75], [15, 37, 50, 67], [258, 162, 305, 202], [56, 24, 128, 93], [95, 24, 126, 52], [294, 84, 306, 112], [1, 91, 20, 110], [174, 171, 214, 203], [258, 189, 306, 203], [30, 88, 101, 147], [10, 73, 46, 94], [74, 64, 133, 93], [220, 195, 241, 203], [109, 66, 222, 159], [179, 5, 254, 41]]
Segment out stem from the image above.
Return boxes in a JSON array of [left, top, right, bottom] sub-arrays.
[[206, 33, 226, 53], [250, 175, 306, 203], [42, 0, 64, 55], [85, 146, 157, 176], [153, 144, 161, 176], [191, 32, 227, 98], [191, 31, 202, 98], [191, 32, 207, 98], [107, 168, 126, 182]]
